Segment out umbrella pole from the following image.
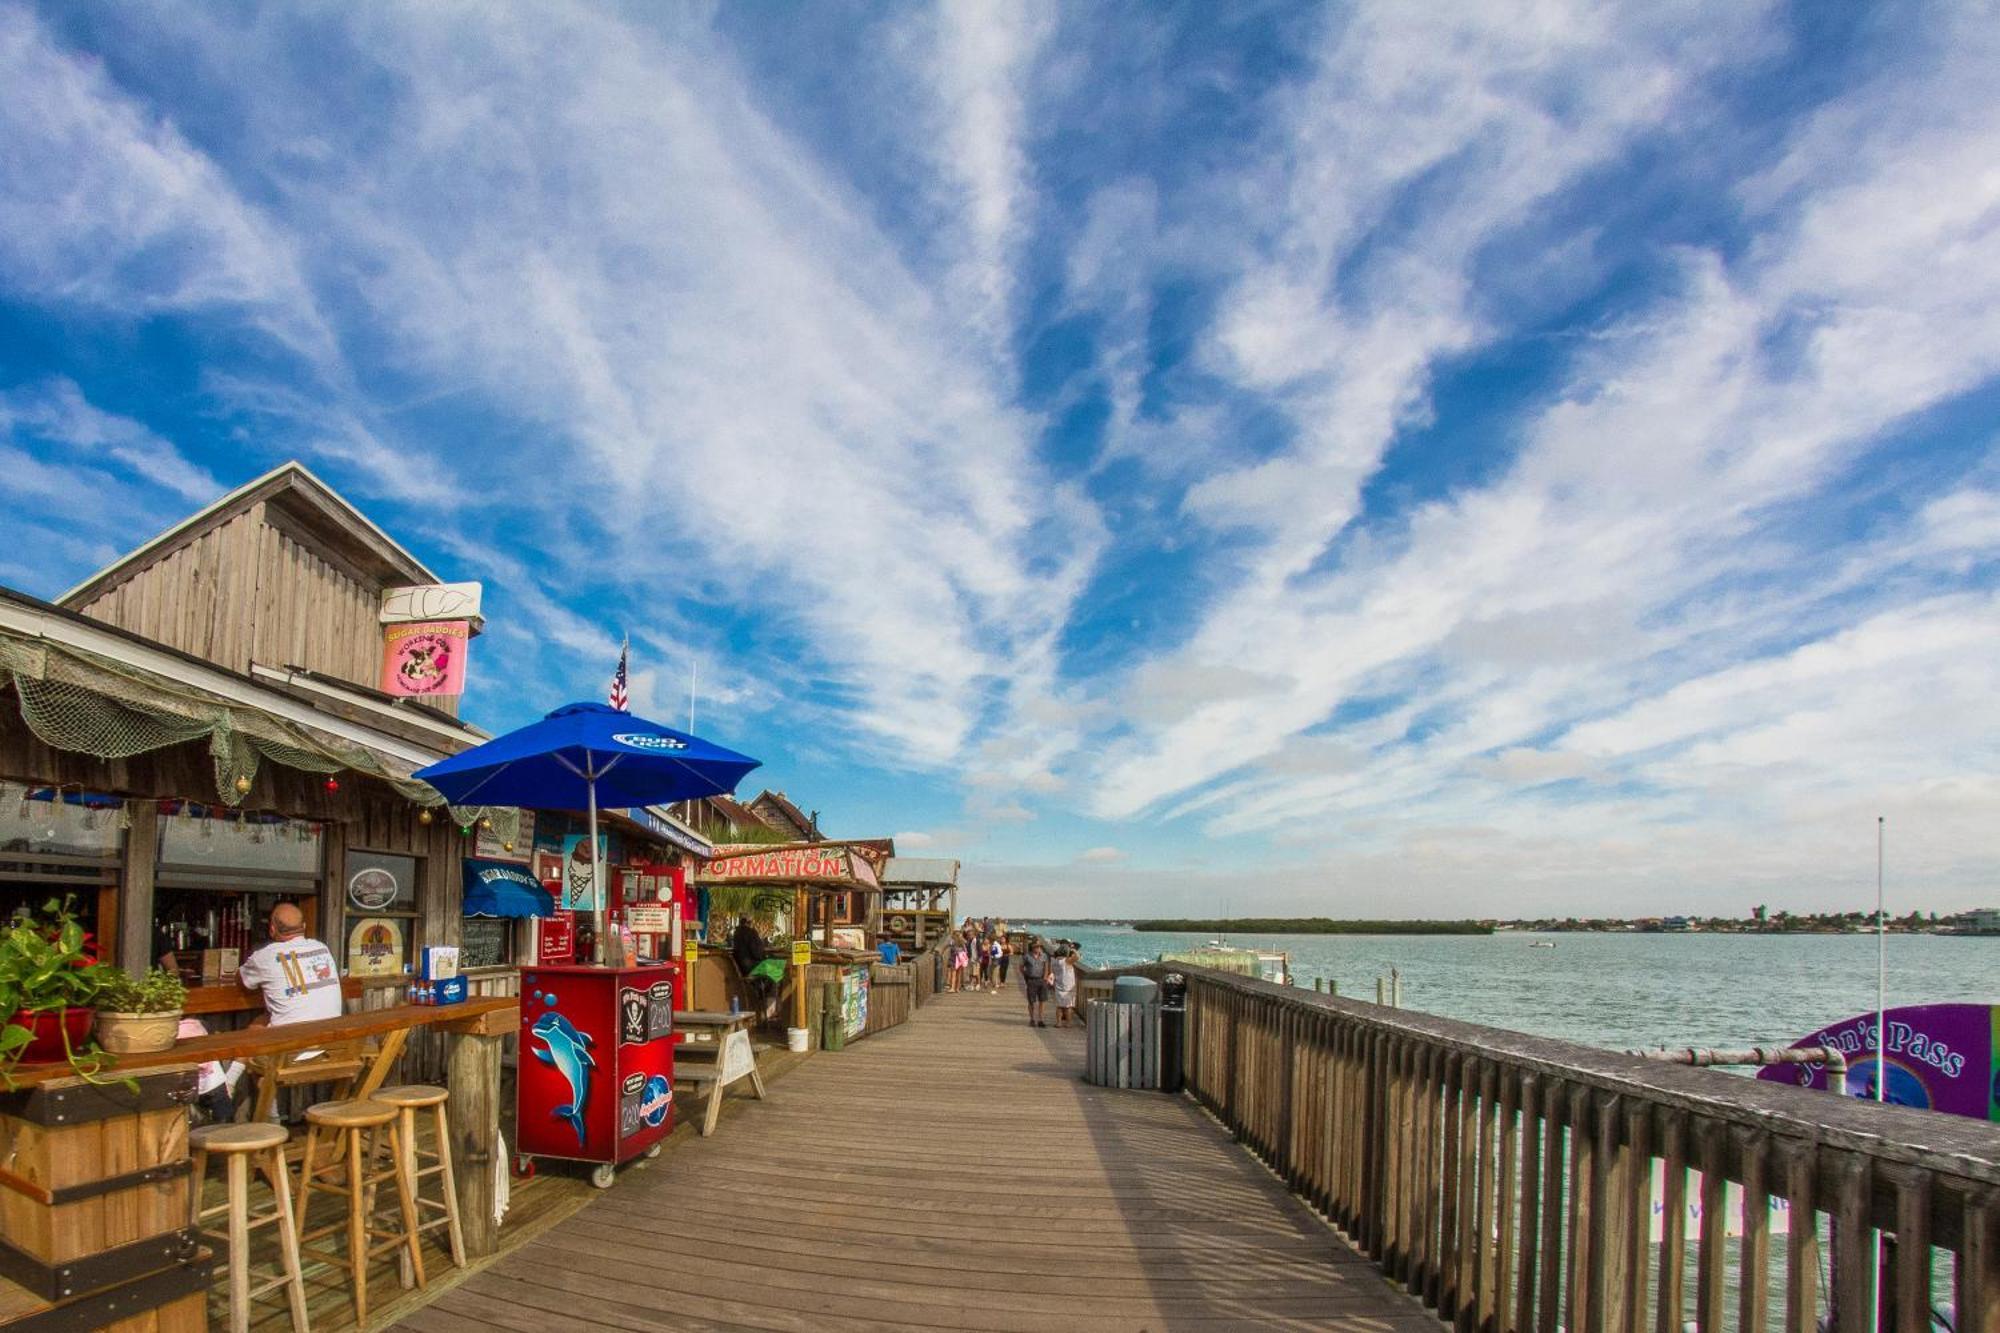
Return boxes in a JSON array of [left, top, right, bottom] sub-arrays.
[[589, 773, 606, 966]]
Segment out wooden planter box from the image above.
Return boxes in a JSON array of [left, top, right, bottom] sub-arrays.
[[0, 1069, 198, 1303]]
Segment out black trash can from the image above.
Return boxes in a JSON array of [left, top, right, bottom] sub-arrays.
[[1159, 972, 1187, 1093]]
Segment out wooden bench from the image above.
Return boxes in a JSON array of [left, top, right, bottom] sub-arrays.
[[673, 1012, 768, 1136]]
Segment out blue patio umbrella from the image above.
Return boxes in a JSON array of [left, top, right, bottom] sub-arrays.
[[415, 702, 760, 962]]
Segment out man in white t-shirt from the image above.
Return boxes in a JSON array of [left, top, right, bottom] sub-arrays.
[[237, 902, 344, 1030]]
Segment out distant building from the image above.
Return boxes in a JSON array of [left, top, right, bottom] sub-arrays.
[[1661, 916, 1692, 932], [747, 790, 821, 841], [1960, 907, 2000, 934]]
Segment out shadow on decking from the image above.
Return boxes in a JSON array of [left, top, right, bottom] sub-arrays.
[[1024, 1021, 1433, 1331]]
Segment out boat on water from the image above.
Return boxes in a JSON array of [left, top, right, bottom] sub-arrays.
[[1528, 940, 1557, 949], [1157, 945, 1291, 985]]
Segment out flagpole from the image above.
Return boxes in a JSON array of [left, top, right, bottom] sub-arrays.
[[1875, 815, 1885, 1102]]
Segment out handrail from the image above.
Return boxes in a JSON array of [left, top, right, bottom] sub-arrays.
[[1094, 961, 2000, 1329]]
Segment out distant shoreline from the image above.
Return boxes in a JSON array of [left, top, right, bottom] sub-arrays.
[[1122, 918, 1492, 936]]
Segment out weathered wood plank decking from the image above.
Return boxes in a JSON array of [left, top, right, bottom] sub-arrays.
[[398, 993, 1433, 1331]]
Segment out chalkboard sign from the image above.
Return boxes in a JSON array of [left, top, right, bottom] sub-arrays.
[[460, 917, 509, 969]]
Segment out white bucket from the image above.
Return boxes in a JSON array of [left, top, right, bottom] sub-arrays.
[[786, 1027, 810, 1053]]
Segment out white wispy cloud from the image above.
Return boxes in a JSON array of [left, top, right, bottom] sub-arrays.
[[916, 0, 1057, 346], [1089, 3, 2000, 878], [1, 4, 1101, 767], [1184, 3, 1773, 574], [0, 6, 333, 363]]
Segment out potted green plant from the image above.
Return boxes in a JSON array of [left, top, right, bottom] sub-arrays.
[[0, 897, 117, 1082], [94, 966, 188, 1054]]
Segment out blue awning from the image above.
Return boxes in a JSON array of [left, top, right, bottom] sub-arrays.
[[462, 858, 554, 918]]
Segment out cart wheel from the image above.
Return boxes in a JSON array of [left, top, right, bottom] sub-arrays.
[[590, 1163, 616, 1189], [644, 1143, 663, 1160], [514, 1156, 536, 1178]]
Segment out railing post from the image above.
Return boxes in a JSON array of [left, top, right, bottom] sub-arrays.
[[1783, 1139, 1819, 1333], [1565, 1083, 1594, 1333], [1696, 1120, 1728, 1332], [1831, 1153, 1873, 1332], [1886, 1164, 1930, 1333], [1513, 1069, 1542, 1333], [1960, 1189, 1997, 1333], [1622, 1101, 1654, 1333], [1738, 1130, 1773, 1333], [1476, 1059, 1503, 1333], [1455, 1057, 1482, 1324], [1591, 1092, 1624, 1333], [1537, 1078, 1565, 1333], [1656, 1110, 1689, 1333], [1438, 1051, 1464, 1317]]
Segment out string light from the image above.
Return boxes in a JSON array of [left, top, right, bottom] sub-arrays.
[[324, 777, 340, 793], [418, 808, 434, 825]]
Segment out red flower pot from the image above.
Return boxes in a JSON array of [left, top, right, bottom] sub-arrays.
[[8, 1007, 95, 1063]]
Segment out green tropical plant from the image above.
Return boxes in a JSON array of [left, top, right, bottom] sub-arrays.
[[0, 897, 118, 1082], [703, 883, 795, 931], [97, 966, 187, 1014]]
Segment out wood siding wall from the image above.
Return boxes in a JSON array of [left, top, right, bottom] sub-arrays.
[[70, 503, 423, 703]]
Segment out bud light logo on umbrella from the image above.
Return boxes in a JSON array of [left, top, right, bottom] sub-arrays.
[[613, 732, 687, 751], [1757, 1003, 2000, 1122]]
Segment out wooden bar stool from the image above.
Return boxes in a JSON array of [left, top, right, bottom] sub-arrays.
[[188, 1122, 310, 1333], [370, 1084, 467, 1271], [293, 1098, 425, 1328]]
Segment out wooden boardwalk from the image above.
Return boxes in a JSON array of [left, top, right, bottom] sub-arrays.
[[398, 993, 1435, 1332]]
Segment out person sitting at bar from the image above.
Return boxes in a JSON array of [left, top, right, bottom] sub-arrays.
[[238, 902, 343, 1033]]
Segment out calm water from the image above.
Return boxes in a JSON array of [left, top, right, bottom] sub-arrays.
[[1041, 924, 1998, 1053]]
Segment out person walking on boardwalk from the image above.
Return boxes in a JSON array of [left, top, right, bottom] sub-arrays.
[[948, 933, 969, 993], [997, 935, 1013, 987], [1020, 938, 1052, 1027], [1049, 947, 1079, 1027]]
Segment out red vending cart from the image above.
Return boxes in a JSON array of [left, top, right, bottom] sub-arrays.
[[517, 961, 677, 1187]]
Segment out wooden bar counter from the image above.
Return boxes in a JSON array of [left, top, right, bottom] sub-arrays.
[[7, 997, 518, 1262]]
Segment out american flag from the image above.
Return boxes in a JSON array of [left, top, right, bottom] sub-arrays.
[[609, 636, 629, 711]]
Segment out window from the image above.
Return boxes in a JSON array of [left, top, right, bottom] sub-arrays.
[[340, 850, 418, 976]]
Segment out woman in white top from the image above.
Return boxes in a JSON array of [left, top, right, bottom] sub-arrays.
[[1049, 949, 1079, 1027]]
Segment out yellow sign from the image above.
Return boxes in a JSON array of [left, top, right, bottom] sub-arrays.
[[790, 940, 813, 967], [683, 942, 700, 967]]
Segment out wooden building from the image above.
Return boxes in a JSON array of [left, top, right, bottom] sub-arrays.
[[745, 790, 821, 841], [879, 857, 961, 951], [0, 462, 495, 1032]]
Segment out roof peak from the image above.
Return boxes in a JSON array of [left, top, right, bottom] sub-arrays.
[[59, 459, 439, 607]]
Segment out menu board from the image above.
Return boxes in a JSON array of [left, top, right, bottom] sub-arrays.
[[460, 917, 509, 969]]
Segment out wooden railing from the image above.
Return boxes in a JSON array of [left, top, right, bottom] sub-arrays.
[[1106, 964, 1999, 1333], [910, 938, 946, 1008], [865, 962, 915, 1035]]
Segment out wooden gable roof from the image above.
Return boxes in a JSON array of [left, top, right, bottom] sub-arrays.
[[56, 461, 450, 695], [60, 461, 436, 608]]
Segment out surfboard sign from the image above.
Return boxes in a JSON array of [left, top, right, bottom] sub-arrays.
[[1755, 1002, 1999, 1121]]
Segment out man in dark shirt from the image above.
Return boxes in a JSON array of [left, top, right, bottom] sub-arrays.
[[1019, 939, 1052, 1027], [732, 918, 772, 1010]]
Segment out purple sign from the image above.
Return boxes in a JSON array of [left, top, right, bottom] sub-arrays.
[[1756, 1003, 2000, 1122]]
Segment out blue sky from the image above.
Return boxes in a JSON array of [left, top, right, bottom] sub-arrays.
[[2, 3, 1996, 919]]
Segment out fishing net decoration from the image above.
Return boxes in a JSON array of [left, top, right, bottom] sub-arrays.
[[0, 628, 514, 835]]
